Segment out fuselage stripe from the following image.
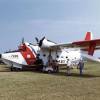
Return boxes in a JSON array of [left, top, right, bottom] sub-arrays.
[[20, 44, 36, 65]]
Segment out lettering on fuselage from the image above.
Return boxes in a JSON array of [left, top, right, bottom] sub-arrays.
[[57, 60, 66, 64], [11, 55, 18, 58]]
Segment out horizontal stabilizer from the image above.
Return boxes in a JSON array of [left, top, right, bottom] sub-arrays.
[[81, 53, 100, 63]]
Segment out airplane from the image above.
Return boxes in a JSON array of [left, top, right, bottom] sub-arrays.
[[0, 32, 100, 72]]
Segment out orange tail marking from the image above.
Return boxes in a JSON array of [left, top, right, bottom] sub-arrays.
[[85, 32, 92, 41]]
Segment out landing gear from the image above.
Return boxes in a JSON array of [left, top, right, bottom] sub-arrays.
[[42, 65, 59, 73], [48, 70, 52, 74], [54, 66, 59, 73], [10, 64, 21, 71], [11, 64, 14, 71]]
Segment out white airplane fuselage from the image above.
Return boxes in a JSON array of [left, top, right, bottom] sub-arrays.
[[1, 42, 40, 69], [1, 41, 81, 69], [1, 32, 100, 71], [38, 38, 81, 66], [0, 37, 84, 71], [39, 48, 81, 66]]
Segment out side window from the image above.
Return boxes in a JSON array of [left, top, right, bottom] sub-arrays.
[[56, 55, 59, 58], [66, 56, 68, 58], [43, 54, 46, 57], [37, 54, 40, 57]]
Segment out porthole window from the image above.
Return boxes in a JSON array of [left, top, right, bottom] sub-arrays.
[[43, 54, 46, 57], [56, 55, 59, 58], [66, 56, 68, 58], [37, 54, 40, 57]]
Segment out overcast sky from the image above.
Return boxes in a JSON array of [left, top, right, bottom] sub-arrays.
[[0, 0, 100, 56]]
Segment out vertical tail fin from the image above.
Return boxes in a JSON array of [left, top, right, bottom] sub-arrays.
[[85, 32, 93, 41], [84, 32, 95, 56]]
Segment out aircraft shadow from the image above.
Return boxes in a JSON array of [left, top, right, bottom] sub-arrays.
[[52, 71, 100, 78], [0, 67, 100, 78]]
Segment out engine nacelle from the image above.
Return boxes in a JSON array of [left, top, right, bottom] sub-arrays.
[[41, 39, 56, 48]]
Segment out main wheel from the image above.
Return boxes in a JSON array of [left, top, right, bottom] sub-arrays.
[[48, 70, 52, 74], [11, 66, 14, 71]]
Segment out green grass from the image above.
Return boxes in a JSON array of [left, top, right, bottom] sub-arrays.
[[0, 62, 100, 100]]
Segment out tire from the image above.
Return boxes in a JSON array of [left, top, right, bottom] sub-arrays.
[[48, 70, 52, 74], [11, 67, 14, 71], [54, 66, 59, 73]]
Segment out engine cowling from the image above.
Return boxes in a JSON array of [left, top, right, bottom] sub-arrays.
[[41, 39, 56, 48]]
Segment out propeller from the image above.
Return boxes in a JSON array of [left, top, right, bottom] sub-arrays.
[[35, 37, 39, 43], [22, 37, 25, 44], [39, 37, 45, 47], [35, 36, 45, 47]]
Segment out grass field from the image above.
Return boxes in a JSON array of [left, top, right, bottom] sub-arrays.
[[0, 62, 100, 100]]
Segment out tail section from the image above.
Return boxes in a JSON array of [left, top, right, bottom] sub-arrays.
[[88, 43, 96, 56], [85, 32, 93, 41], [74, 32, 95, 56], [84, 32, 95, 56]]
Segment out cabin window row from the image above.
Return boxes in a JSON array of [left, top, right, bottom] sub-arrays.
[[37, 54, 68, 59]]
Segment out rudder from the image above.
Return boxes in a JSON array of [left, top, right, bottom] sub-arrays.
[[85, 32, 93, 41]]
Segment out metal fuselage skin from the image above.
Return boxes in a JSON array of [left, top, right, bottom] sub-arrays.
[[38, 39, 81, 66], [1, 39, 81, 69]]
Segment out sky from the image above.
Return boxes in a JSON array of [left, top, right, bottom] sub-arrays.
[[0, 0, 100, 56]]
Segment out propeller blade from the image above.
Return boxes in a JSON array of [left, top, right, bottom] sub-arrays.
[[81, 53, 100, 62], [41, 36, 45, 41], [39, 36, 45, 47], [22, 37, 25, 44], [35, 37, 39, 43]]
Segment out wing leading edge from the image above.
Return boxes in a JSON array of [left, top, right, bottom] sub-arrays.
[[48, 39, 100, 55]]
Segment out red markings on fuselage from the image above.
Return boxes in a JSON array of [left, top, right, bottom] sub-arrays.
[[20, 43, 36, 65]]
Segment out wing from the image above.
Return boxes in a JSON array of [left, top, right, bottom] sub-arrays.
[[48, 39, 100, 54], [72, 39, 100, 49], [81, 53, 100, 63], [50, 39, 100, 48]]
